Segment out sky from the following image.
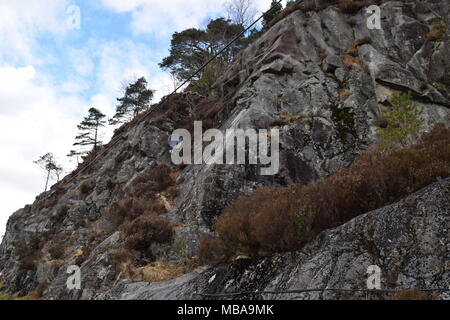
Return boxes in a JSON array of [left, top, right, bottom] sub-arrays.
[[0, 0, 284, 238]]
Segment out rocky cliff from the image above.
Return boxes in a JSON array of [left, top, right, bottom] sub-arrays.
[[0, 0, 449, 300], [99, 178, 450, 300]]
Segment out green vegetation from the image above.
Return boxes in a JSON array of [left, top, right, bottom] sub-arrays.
[[262, 0, 283, 29], [199, 123, 450, 264], [0, 282, 15, 300], [159, 18, 246, 89], [68, 107, 106, 163], [161, 0, 285, 91], [0, 281, 45, 300], [110, 77, 154, 125], [427, 21, 448, 42], [332, 106, 357, 143], [189, 60, 227, 94], [377, 92, 425, 147]]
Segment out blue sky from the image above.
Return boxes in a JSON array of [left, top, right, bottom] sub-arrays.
[[0, 0, 281, 237]]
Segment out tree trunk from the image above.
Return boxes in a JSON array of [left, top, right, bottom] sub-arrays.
[[45, 169, 50, 192], [94, 123, 98, 150]]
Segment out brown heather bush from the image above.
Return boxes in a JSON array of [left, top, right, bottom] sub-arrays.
[[199, 124, 450, 263], [111, 248, 133, 264], [15, 235, 47, 271], [110, 197, 167, 227], [110, 198, 142, 227], [15, 237, 40, 258], [132, 165, 175, 196], [32, 282, 49, 299], [338, 0, 362, 14], [339, 89, 352, 101], [107, 165, 179, 261], [110, 248, 136, 277], [391, 289, 430, 300], [140, 261, 186, 283], [48, 243, 66, 260], [109, 165, 179, 227], [79, 180, 95, 195], [341, 55, 362, 70], [197, 235, 233, 266], [105, 178, 115, 190], [19, 255, 38, 271], [74, 244, 93, 265], [346, 37, 371, 56], [122, 213, 173, 256], [165, 185, 180, 200]]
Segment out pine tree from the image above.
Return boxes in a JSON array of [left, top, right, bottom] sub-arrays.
[[377, 92, 425, 147], [109, 77, 154, 125], [263, 0, 283, 29], [159, 19, 246, 88], [34, 153, 63, 192], [72, 107, 106, 157]]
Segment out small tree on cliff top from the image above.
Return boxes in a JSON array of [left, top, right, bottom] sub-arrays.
[[73, 107, 106, 150], [109, 77, 154, 125], [262, 0, 283, 29], [34, 153, 63, 192]]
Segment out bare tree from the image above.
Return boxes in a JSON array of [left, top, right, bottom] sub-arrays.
[[224, 0, 257, 27], [34, 153, 63, 192], [54, 165, 63, 182]]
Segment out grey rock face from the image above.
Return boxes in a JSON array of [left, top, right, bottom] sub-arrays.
[[0, 0, 449, 299], [99, 179, 450, 300]]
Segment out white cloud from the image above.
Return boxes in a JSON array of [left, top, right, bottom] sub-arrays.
[[100, 0, 275, 35], [84, 39, 175, 113], [0, 0, 70, 65], [68, 48, 95, 76], [0, 65, 86, 237], [0, 66, 36, 93]]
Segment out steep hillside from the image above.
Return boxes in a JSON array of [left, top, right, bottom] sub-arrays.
[[1, 0, 449, 300]]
